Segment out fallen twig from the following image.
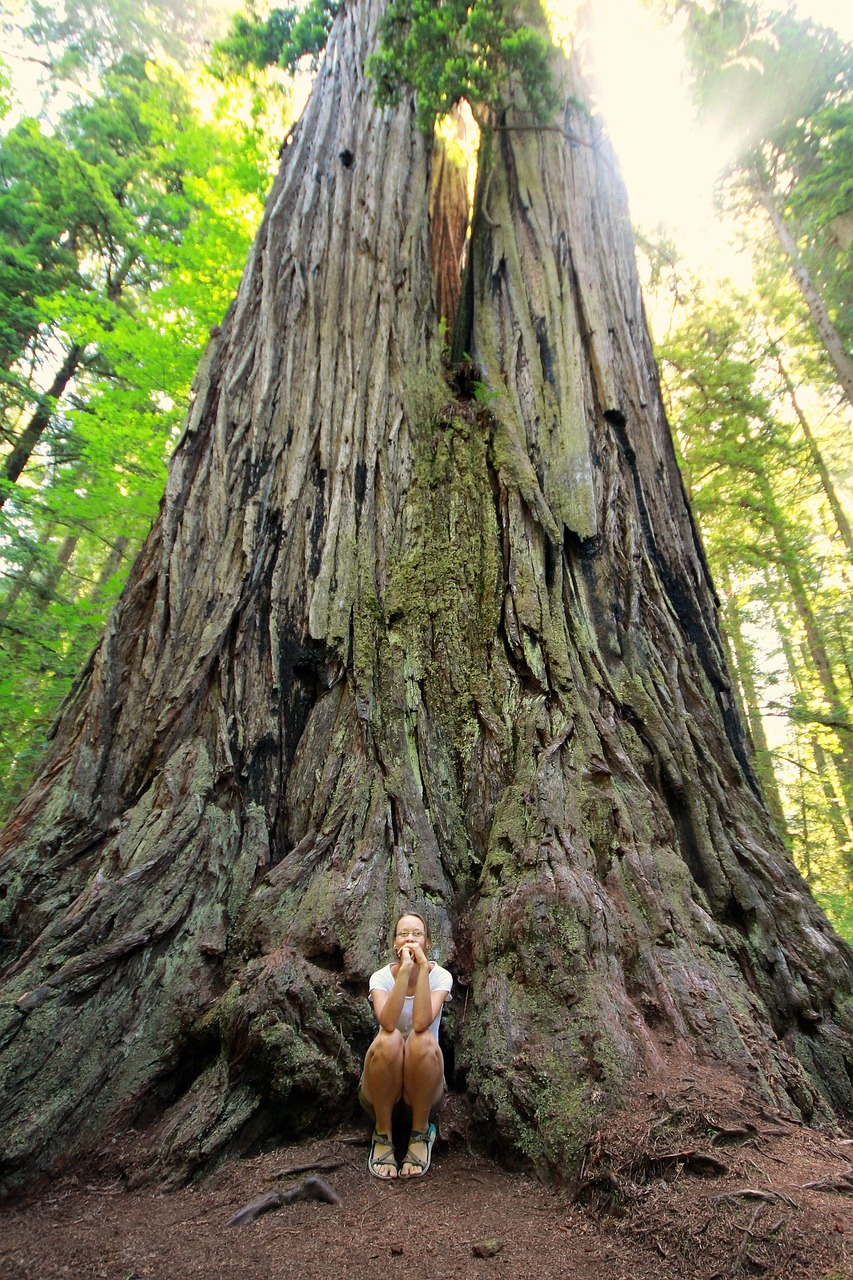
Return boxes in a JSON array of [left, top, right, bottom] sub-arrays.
[[227, 1176, 341, 1227], [654, 1150, 728, 1177], [743, 1157, 771, 1184], [711, 1187, 800, 1208], [266, 1160, 345, 1180], [227, 1192, 283, 1227], [800, 1171, 853, 1194]]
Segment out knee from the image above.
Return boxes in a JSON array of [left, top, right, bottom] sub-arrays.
[[368, 1028, 405, 1066], [403, 1029, 441, 1066]]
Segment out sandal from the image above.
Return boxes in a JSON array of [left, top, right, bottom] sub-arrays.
[[400, 1123, 436, 1178], [368, 1131, 398, 1180]]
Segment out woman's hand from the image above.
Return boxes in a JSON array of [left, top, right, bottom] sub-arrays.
[[398, 941, 428, 969]]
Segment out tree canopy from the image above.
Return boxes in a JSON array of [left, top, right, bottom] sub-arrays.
[[0, 32, 280, 817], [636, 0, 853, 938], [214, 0, 557, 126]]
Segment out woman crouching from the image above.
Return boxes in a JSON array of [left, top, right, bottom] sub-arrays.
[[359, 911, 452, 1180]]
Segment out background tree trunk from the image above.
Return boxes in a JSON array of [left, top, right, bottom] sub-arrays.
[[718, 570, 789, 839], [753, 171, 853, 411], [0, 344, 84, 506], [0, 0, 851, 1192], [771, 344, 853, 560]]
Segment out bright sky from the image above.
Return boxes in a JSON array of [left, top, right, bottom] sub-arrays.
[[586, 0, 853, 276]]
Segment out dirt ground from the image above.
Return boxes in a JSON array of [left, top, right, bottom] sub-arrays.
[[1, 1064, 851, 1280]]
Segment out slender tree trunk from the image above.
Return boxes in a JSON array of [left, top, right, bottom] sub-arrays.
[[0, 345, 84, 507], [32, 533, 79, 603], [810, 737, 853, 874], [0, 1, 851, 1193], [718, 570, 789, 838], [0, 521, 58, 625], [86, 536, 131, 602], [763, 492, 853, 815], [770, 342, 853, 559], [767, 580, 853, 859], [754, 172, 853, 411]]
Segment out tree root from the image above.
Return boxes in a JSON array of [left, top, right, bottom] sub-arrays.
[[799, 1171, 853, 1193]]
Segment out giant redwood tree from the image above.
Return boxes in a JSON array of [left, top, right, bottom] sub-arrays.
[[0, 0, 851, 1192]]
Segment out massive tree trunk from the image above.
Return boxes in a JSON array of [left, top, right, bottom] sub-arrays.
[[0, 0, 851, 1193]]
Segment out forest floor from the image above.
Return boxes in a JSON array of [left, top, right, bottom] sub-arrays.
[[1, 1062, 851, 1280]]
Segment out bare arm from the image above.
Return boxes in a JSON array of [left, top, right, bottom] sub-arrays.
[[372, 955, 414, 1032], [371, 946, 448, 1034], [409, 947, 435, 1034], [410, 944, 446, 1033]]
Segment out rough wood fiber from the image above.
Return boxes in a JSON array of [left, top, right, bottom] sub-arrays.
[[0, 0, 851, 1191]]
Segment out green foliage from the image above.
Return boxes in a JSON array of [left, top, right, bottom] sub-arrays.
[[214, 0, 557, 130], [212, 0, 341, 77], [0, 124, 77, 381], [781, 99, 853, 348], [664, 0, 853, 939], [369, 0, 557, 129], [3, 0, 216, 82], [644, 258, 853, 940], [682, 0, 853, 383], [0, 55, 276, 817], [0, 56, 11, 119], [683, 0, 852, 158]]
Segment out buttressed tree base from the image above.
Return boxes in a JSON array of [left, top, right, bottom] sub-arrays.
[[0, 0, 851, 1193]]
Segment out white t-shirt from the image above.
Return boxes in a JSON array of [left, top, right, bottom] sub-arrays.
[[369, 962, 453, 1041]]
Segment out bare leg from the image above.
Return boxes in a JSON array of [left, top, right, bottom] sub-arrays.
[[400, 1031, 443, 1177], [361, 1029, 404, 1179]]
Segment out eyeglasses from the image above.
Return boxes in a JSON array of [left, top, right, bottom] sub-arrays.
[[395, 929, 425, 939]]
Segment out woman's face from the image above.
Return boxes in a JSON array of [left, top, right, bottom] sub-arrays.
[[394, 914, 429, 954]]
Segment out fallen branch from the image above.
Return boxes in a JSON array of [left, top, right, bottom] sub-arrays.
[[227, 1192, 283, 1227], [800, 1172, 853, 1194], [281, 1176, 341, 1207], [711, 1188, 799, 1208], [227, 1176, 342, 1227]]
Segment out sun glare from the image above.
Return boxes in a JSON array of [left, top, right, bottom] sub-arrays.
[[574, 0, 852, 282], [588, 1, 729, 245]]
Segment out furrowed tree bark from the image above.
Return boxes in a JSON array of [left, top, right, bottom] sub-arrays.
[[0, 0, 851, 1192]]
